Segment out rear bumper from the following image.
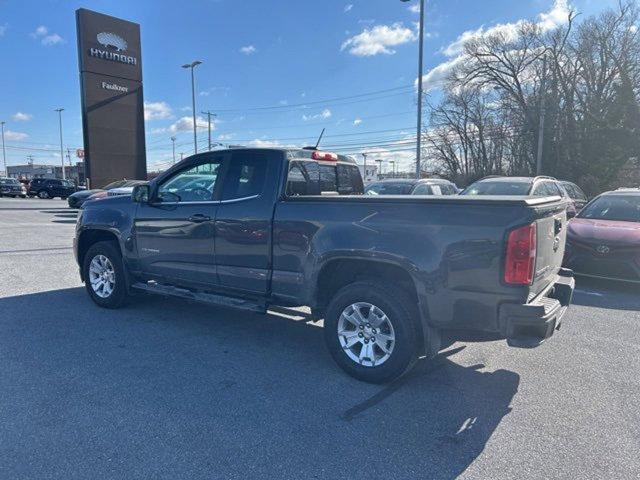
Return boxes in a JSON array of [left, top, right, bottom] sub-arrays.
[[500, 269, 574, 348]]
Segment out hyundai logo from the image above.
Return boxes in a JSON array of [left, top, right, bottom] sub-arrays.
[[596, 245, 610, 254], [97, 32, 128, 51], [89, 32, 137, 65]]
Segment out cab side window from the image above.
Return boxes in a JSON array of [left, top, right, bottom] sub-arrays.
[[157, 159, 222, 203], [222, 152, 268, 201]]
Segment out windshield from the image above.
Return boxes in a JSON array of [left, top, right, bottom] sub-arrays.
[[103, 180, 129, 190], [462, 181, 531, 195], [0, 178, 19, 185], [365, 183, 414, 195], [578, 195, 640, 222]]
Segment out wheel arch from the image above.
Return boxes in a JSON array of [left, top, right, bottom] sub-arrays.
[[77, 229, 122, 281], [314, 257, 435, 355]]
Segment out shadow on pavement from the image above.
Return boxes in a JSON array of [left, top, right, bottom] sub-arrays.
[[572, 276, 640, 311], [0, 287, 519, 479]]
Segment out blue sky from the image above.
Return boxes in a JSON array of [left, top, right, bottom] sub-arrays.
[[0, 0, 619, 172]]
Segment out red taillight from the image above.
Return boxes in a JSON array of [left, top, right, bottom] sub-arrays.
[[504, 223, 537, 285], [311, 151, 338, 161]]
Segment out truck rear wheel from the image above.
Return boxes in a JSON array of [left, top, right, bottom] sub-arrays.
[[323, 281, 421, 383], [83, 241, 130, 309]]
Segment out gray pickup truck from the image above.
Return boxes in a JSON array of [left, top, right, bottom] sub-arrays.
[[74, 148, 574, 383]]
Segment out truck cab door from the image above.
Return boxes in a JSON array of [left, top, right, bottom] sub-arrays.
[[214, 150, 282, 295], [134, 154, 226, 288]]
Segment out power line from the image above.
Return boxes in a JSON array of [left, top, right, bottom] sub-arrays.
[[213, 85, 415, 113]]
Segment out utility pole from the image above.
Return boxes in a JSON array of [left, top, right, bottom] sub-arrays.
[[361, 153, 368, 183], [180, 152, 184, 161], [201, 110, 217, 151], [0, 121, 6, 176], [536, 54, 547, 176], [390, 160, 396, 178], [401, 0, 425, 179], [182, 60, 202, 154], [27, 155, 34, 166], [55, 108, 65, 180], [171, 136, 176, 164]]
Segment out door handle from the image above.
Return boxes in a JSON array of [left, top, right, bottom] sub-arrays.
[[188, 214, 211, 223]]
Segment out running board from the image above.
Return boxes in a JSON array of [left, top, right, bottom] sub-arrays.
[[131, 281, 267, 314]]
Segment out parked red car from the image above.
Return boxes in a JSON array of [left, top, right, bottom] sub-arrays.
[[564, 189, 640, 283]]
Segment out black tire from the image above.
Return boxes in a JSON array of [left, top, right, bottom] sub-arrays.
[[323, 281, 422, 384], [82, 241, 130, 309], [38, 190, 50, 199]]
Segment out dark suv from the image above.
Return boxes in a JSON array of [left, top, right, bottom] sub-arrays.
[[29, 178, 76, 199]]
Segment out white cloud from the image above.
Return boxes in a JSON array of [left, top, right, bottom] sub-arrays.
[[144, 101, 172, 121], [344, 4, 353, 13], [420, 0, 571, 91], [31, 25, 64, 46], [248, 138, 299, 149], [302, 109, 332, 121], [407, 3, 420, 14], [42, 33, 64, 46], [341, 22, 417, 56], [168, 116, 210, 134], [31, 25, 48, 37], [419, 55, 466, 91], [5, 130, 28, 141], [538, 0, 571, 31], [248, 139, 282, 148], [353, 118, 362, 126], [12, 112, 32, 122], [278, 99, 288, 105], [218, 133, 234, 141], [240, 45, 257, 55], [200, 86, 231, 97]]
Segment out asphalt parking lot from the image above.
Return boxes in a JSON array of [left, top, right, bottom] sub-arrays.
[[0, 197, 638, 479]]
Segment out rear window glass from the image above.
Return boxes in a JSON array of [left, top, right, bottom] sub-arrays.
[[286, 160, 363, 196], [365, 183, 414, 195], [463, 181, 531, 195]]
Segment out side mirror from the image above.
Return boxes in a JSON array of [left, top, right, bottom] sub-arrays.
[[132, 184, 150, 203]]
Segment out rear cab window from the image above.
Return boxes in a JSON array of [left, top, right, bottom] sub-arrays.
[[285, 153, 363, 197]]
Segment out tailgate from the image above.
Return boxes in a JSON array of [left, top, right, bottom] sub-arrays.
[[531, 202, 568, 296]]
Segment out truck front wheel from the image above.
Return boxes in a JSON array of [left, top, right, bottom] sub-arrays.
[[324, 281, 421, 384], [83, 241, 130, 309]]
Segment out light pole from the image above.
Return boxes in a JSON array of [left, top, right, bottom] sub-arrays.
[[182, 60, 202, 154], [201, 110, 217, 151], [401, 0, 425, 179], [54, 108, 65, 180], [171, 136, 176, 164], [1, 121, 6, 176], [375, 159, 384, 179]]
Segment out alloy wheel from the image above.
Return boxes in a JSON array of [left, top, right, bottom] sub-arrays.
[[89, 254, 116, 298], [337, 302, 396, 367]]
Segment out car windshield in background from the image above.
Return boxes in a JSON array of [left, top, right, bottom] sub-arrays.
[[103, 180, 130, 190], [463, 181, 531, 195], [0, 179, 20, 185], [578, 195, 640, 222], [365, 183, 414, 195]]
